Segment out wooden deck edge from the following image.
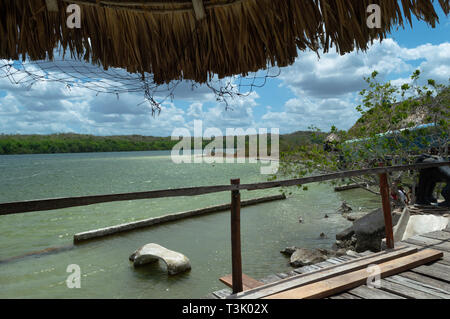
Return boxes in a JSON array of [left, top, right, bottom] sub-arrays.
[[265, 249, 443, 299], [232, 245, 417, 299], [219, 273, 264, 291]]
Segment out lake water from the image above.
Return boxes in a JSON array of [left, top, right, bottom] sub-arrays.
[[0, 151, 380, 298]]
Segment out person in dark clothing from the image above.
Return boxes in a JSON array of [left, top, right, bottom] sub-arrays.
[[415, 155, 450, 207]]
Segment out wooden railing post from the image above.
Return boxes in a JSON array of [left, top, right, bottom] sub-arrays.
[[230, 178, 243, 294], [379, 172, 394, 249]]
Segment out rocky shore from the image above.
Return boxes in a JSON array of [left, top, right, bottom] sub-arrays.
[[281, 202, 402, 267]]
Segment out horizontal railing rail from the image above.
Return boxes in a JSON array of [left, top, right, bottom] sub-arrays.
[[1, 161, 449, 216]]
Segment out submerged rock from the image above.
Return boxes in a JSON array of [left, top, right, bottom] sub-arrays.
[[337, 201, 352, 214], [129, 243, 191, 275]]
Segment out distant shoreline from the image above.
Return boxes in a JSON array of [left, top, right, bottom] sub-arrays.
[[0, 131, 323, 155]]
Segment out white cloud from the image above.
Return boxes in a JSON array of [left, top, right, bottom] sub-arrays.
[[0, 39, 448, 136], [261, 39, 450, 133]]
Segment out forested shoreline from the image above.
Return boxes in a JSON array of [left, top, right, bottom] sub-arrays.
[[0, 131, 322, 155]]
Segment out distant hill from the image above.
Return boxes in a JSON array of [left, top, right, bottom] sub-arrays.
[[348, 86, 449, 138], [279, 131, 326, 151]]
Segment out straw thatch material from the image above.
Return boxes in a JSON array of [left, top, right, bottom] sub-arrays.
[[0, 0, 448, 84]]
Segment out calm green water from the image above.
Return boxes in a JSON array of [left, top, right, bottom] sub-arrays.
[[0, 151, 380, 298]]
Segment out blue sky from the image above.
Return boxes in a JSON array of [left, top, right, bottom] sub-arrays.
[[0, 6, 449, 136]]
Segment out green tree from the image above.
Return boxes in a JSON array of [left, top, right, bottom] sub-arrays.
[[276, 70, 450, 200]]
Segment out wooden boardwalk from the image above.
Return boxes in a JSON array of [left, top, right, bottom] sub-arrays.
[[207, 226, 450, 299]]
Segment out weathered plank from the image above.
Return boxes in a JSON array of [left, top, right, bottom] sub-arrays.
[[0, 185, 233, 215], [314, 261, 336, 268], [402, 242, 450, 265], [212, 288, 232, 299], [220, 274, 264, 291], [338, 255, 358, 261], [384, 275, 450, 298], [329, 292, 362, 299], [325, 257, 344, 265], [347, 285, 405, 299], [276, 272, 291, 279], [232, 246, 417, 299], [380, 278, 442, 299], [410, 262, 450, 283], [259, 274, 283, 284], [404, 234, 450, 253], [265, 249, 443, 299], [294, 264, 322, 274], [398, 271, 450, 292]]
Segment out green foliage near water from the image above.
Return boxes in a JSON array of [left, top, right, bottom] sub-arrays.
[[0, 131, 321, 155], [0, 133, 179, 155]]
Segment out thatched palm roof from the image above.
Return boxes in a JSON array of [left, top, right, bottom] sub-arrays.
[[1, 0, 448, 84]]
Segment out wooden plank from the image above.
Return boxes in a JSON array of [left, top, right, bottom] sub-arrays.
[[329, 292, 362, 299], [410, 262, 450, 283], [379, 278, 442, 299], [314, 261, 336, 268], [3, 161, 449, 215], [404, 235, 450, 253], [402, 242, 450, 265], [73, 194, 286, 243], [212, 288, 232, 299], [294, 264, 322, 274], [398, 271, 450, 292], [276, 272, 290, 279], [219, 274, 264, 291], [265, 249, 443, 299], [0, 184, 233, 215], [338, 255, 358, 261], [325, 257, 344, 265], [259, 274, 282, 284], [384, 275, 450, 298], [233, 246, 417, 299], [347, 285, 405, 299]]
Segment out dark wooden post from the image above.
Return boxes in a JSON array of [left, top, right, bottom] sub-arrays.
[[379, 172, 394, 249], [230, 178, 243, 294]]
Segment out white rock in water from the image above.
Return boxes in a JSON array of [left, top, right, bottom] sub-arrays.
[[129, 243, 191, 275]]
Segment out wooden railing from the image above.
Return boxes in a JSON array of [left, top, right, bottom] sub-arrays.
[[1, 161, 449, 293]]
